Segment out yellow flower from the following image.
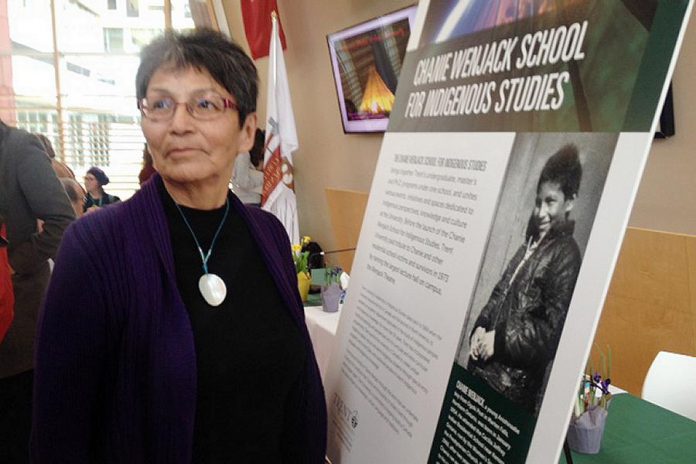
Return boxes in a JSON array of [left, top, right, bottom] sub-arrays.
[[292, 244, 302, 253]]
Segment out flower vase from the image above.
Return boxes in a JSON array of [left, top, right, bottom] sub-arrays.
[[567, 406, 608, 454], [321, 283, 342, 313], [297, 272, 311, 302]]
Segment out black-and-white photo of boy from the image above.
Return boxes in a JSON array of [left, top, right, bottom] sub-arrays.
[[457, 133, 618, 415]]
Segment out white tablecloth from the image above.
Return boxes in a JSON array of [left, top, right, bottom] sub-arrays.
[[304, 305, 341, 380]]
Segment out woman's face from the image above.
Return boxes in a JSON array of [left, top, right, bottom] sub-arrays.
[[141, 66, 255, 189], [83, 174, 100, 196]]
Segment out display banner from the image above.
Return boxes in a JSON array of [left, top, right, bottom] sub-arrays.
[[324, 1, 692, 463]]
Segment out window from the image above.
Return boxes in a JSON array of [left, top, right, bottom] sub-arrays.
[[104, 28, 124, 53], [2, 0, 197, 200], [126, 0, 139, 18]]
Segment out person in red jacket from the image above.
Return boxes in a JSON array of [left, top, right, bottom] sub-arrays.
[[0, 120, 75, 464], [0, 224, 13, 344]]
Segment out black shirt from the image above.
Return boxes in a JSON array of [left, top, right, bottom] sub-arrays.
[[159, 183, 306, 463], [83, 192, 120, 211]]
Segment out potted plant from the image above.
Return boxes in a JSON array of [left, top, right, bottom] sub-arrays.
[[321, 266, 344, 313], [567, 348, 612, 454], [293, 236, 312, 302]]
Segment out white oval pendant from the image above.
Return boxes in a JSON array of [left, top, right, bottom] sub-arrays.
[[198, 273, 227, 307]]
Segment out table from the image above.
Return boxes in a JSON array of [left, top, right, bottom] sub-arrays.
[[559, 393, 696, 463], [303, 295, 341, 380]]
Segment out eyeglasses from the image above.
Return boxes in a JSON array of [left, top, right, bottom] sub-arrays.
[[138, 94, 238, 121]]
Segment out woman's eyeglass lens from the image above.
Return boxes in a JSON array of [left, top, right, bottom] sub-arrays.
[[138, 95, 237, 121]]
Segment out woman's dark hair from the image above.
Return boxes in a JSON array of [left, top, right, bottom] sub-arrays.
[[141, 143, 153, 166], [537, 144, 582, 199], [60, 178, 84, 203], [87, 166, 110, 186], [136, 28, 258, 127], [35, 133, 56, 159], [249, 128, 265, 168]]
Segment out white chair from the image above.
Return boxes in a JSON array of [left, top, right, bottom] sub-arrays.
[[642, 351, 696, 421]]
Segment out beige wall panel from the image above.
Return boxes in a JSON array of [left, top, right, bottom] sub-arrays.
[[590, 228, 696, 395], [687, 237, 696, 355], [324, 188, 369, 273]]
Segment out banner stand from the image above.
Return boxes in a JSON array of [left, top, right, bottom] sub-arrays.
[[563, 439, 574, 464], [324, 1, 694, 462]]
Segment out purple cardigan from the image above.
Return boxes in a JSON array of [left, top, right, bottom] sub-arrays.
[[31, 175, 326, 463]]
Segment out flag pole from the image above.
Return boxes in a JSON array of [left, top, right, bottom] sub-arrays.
[[270, 11, 278, 85]]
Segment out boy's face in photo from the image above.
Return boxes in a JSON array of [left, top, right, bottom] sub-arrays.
[[534, 181, 575, 235]]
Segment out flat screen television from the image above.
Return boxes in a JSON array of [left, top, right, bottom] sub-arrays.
[[327, 5, 418, 134]]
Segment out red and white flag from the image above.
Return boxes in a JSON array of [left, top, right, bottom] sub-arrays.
[[261, 12, 299, 246], [240, 0, 287, 60]]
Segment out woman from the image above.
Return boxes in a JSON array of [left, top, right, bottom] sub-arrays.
[[83, 166, 120, 213], [32, 29, 327, 463]]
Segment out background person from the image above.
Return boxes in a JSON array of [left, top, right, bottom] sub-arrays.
[[32, 29, 326, 463], [231, 128, 264, 205], [138, 143, 157, 185], [34, 133, 75, 180], [0, 120, 75, 464], [60, 178, 86, 219], [83, 166, 120, 213], [468, 145, 583, 414]]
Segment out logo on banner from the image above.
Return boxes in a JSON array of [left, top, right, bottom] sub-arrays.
[[262, 117, 294, 205], [333, 392, 359, 431]]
